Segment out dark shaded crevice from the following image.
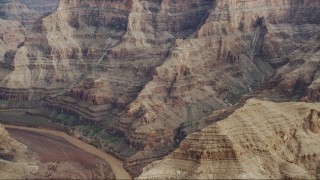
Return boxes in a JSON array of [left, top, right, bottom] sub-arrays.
[[167, 73, 178, 97]]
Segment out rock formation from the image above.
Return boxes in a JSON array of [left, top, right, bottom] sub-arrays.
[[0, 19, 25, 60], [121, 0, 320, 172], [0, 0, 38, 25], [0, 0, 319, 177], [0, 0, 59, 25], [20, 0, 59, 14], [138, 99, 320, 179]]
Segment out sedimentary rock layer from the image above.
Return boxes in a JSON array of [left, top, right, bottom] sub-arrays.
[[0, 19, 25, 60], [121, 0, 320, 172], [20, 0, 59, 14], [0, 0, 319, 175], [138, 99, 320, 179]]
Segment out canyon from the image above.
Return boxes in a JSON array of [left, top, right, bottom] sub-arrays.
[[0, 123, 115, 179], [0, 0, 319, 178], [138, 99, 320, 179]]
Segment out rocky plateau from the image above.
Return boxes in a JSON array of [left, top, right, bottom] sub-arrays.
[[0, 0, 319, 178]]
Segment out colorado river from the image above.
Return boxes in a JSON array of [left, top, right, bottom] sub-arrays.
[[4, 125, 131, 180]]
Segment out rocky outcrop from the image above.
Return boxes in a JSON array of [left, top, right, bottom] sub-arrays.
[[0, 124, 39, 179], [120, 0, 320, 172], [0, 0, 216, 115], [0, 0, 39, 27], [263, 24, 320, 101], [0, 0, 319, 176], [0, 19, 25, 60], [138, 99, 320, 179], [65, 78, 113, 105], [20, 0, 59, 14], [47, 78, 114, 121], [0, 0, 59, 26]]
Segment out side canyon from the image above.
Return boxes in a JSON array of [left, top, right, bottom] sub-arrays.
[[0, 0, 319, 178]]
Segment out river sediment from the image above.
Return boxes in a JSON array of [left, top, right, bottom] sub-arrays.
[[5, 125, 131, 180]]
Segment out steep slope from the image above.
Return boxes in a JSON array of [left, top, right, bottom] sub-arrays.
[[47, 0, 215, 121], [0, 0, 59, 24], [0, 19, 25, 60], [0, 0, 39, 26], [0, 0, 215, 116], [0, 0, 319, 176], [0, 0, 132, 100], [121, 0, 320, 172], [20, 0, 59, 14], [138, 99, 320, 179]]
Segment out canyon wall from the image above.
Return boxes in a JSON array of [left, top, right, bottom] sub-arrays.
[[121, 0, 320, 172], [0, 0, 319, 176], [0, 0, 59, 27], [138, 99, 320, 179], [0, 0, 38, 26], [20, 0, 59, 14]]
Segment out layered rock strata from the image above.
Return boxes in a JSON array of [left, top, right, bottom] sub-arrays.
[[5, 0, 215, 119], [120, 0, 320, 172], [0, 0, 59, 24], [138, 99, 320, 179], [0, 19, 25, 60], [0, 0, 319, 176], [0, 0, 132, 101], [20, 0, 59, 14]]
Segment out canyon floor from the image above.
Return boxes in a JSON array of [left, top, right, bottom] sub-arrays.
[[2, 124, 132, 179]]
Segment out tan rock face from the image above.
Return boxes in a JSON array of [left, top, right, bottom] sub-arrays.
[[307, 109, 320, 133], [0, 0, 319, 176], [0, 0, 59, 29], [123, 0, 320, 167], [0, 0, 39, 26], [138, 99, 320, 179], [65, 78, 113, 105], [20, 0, 59, 14], [0, 19, 25, 60]]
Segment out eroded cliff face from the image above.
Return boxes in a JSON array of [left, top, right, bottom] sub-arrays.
[[121, 0, 320, 172], [0, 19, 25, 60], [0, 0, 319, 177], [20, 0, 59, 14], [138, 99, 320, 179], [0, 0, 38, 26], [0, 0, 215, 120], [0, 0, 132, 100], [0, 0, 59, 27]]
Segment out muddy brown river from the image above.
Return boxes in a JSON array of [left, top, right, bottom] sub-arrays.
[[4, 125, 131, 180]]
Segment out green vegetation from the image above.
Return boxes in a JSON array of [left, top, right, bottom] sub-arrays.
[[40, 109, 137, 156], [50, 111, 77, 126]]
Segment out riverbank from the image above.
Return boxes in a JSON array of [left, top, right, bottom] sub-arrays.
[[4, 124, 131, 180], [0, 110, 67, 131]]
